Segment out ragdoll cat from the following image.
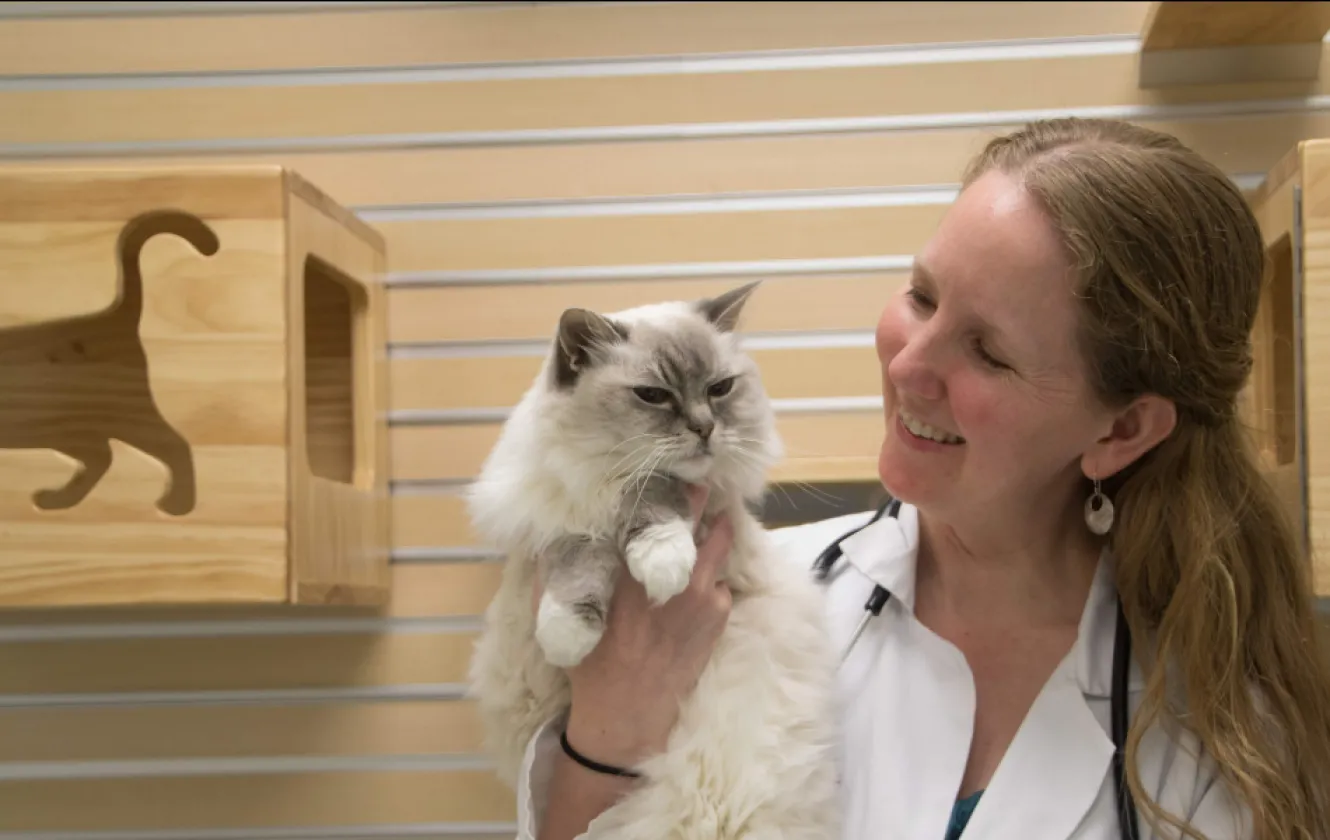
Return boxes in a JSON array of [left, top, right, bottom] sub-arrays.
[[467, 282, 841, 839], [0, 209, 216, 516]]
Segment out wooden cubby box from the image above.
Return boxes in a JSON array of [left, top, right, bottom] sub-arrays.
[[1246, 140, 1330, 597], [0, 165, 390, 609]]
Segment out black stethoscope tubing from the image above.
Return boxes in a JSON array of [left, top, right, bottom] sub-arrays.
[[811, 496, 1140, 840]]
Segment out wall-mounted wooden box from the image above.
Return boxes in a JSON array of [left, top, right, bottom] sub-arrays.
[[0, 165, 391, 609], [1245, 140, 1330, 596]]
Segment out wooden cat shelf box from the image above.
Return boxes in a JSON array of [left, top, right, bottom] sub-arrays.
[[1245, 139, 1330, 598], [0, 165, 391, 609]]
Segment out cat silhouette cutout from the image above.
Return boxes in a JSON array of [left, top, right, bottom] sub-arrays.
[[0, 209, 220, 516]]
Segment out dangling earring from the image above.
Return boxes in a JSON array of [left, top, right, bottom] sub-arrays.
[[1084, 476, 1115, 535]]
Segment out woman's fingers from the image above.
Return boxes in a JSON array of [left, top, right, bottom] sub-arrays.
[[691, 511, 734, 593], [685, 483, 710, 526]]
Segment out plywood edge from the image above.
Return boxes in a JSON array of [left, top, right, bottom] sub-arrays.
[[283, 167, 386, 253], [1251, 141, 1304, 250], [296, 580, 391, 608], [1141, 2, 1330, 50], [0, 163, 289, 222], [1139, 2, 1330, 87], [1139, 42, 1324, 88], [284, 187, 392, 607]]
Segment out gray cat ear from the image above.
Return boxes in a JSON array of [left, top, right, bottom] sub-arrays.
[[697, 281, 760, 333], [553, 307, 629, 388]]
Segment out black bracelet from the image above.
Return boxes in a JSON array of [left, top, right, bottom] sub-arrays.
[[559, 730, 643, 779]]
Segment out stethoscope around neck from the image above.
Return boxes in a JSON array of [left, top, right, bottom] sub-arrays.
[[810, 495, 1141, 840]]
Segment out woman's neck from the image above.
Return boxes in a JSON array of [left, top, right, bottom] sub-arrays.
[[913, 497, 1103, 631]]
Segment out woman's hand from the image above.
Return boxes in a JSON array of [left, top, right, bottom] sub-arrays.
[[544, 484, 735, 767], [535, 485, 734, 839]]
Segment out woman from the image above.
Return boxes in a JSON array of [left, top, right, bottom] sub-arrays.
[[515, 118, 1330, 838]]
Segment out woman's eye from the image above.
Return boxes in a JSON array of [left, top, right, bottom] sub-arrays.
[[632, 386, 671, 405], [708, 377, 736, 398], [906, 287, 935, 311], [973, 341, 1007, 370]]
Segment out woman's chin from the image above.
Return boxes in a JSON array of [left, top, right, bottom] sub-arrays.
[[877, 441, 938, 508]]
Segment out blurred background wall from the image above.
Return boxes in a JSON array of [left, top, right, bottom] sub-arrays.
[[0, 1, 1325, 836]]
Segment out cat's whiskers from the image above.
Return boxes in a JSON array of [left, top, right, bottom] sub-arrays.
[[624, 440, 672, 525], [724, 439, 844, 511], [604, 437, 663, 480], [606, 432, 664, 457]]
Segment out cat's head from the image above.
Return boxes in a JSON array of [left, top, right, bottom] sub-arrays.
[[539, 281, 781, 494]]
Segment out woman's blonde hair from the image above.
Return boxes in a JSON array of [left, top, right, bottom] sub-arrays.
[[962, 117, 1330, 840]]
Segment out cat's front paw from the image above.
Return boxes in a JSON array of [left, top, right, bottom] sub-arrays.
[[625, 520, 697, 605], [536, 593, 605, 668]]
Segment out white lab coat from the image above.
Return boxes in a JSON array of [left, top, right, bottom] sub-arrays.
[[515, 502, 1253, 839]]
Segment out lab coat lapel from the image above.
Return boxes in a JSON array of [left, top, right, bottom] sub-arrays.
[[962, 651, 1115, 839], [961, 553, 1122, 840]]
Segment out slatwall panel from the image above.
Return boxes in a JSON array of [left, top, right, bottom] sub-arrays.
[[0, 1, 1325, 836]]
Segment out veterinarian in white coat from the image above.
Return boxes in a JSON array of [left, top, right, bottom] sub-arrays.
[[514, 119, 1330, 839], [517, 499, 1260, 839]]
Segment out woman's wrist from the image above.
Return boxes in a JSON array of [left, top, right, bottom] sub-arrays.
[[563, 703, 669, 770]]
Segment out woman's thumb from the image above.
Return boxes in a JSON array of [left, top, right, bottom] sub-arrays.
[[686, 483, 710, 524]]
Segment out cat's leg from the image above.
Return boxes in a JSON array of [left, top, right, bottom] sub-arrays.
[[117, 412, 196, 516], [620, 477, 697, 605], [150, 422, 195, 516], [34, 439, 113, 511], [536, 534, 621, 668]]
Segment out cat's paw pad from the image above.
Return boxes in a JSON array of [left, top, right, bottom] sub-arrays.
[[626, 520, 697, 605], [536, 594, 604, 668]]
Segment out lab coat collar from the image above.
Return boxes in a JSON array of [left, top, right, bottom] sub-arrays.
[[838, 499, 920, 611], [840, 502, 1127, 838], [840, 501, 1143, 698]]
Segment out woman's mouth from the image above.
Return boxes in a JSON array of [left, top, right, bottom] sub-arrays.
[[899, 410, 965, 445]]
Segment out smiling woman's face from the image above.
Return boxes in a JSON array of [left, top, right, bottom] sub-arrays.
[[874, 168, 1117, 523]]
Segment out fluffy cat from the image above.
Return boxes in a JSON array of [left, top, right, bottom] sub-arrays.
[[466, 282, 841, 839]]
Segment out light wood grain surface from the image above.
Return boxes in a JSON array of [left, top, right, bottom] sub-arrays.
[[2, 1, 1327, 835], [23, 110, 1326, 209], [1141, 1, 1330, 50], [0, 166, 390, 609], [0, 2, 1152, 76], [9, 52, 1330, 148]]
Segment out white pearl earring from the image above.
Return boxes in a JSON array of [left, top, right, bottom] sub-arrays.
[[1084, 477, 1115, 535]]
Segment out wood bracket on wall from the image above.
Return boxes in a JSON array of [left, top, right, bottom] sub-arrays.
[[1138, 1, 1330, 88]]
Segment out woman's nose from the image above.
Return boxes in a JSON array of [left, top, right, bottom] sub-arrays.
[[887, 333, 946, 403]]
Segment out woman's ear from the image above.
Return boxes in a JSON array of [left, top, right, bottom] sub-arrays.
[[1081, 393, 1177, 479]]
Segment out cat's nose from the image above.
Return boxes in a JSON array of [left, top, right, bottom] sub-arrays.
[[689, 418, 714, 442]]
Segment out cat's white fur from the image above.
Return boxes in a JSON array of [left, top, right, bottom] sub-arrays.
[[466, 290, 842, 839]]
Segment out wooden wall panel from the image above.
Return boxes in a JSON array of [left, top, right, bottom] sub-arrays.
[[0, 632, 477, 695], [0, 1, 1322, 836], [9, 52, 1330, 148], [0, 771, 514, 831], [388, 273, 901, 344], [0, 700, 486, 762], [378, 206, 949, 272], [0, 3, 1152, 75], [390, 413, 886, 485], [391, 347, 885, 412], [18, 110, 1325, 208]]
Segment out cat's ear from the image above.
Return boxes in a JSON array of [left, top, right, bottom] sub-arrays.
[[553, 307, 629, 388], [697, 280, 760, 333]]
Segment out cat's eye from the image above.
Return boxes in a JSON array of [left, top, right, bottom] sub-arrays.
[[632, 386, 671, 405], [708, 377, 736, 399]]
